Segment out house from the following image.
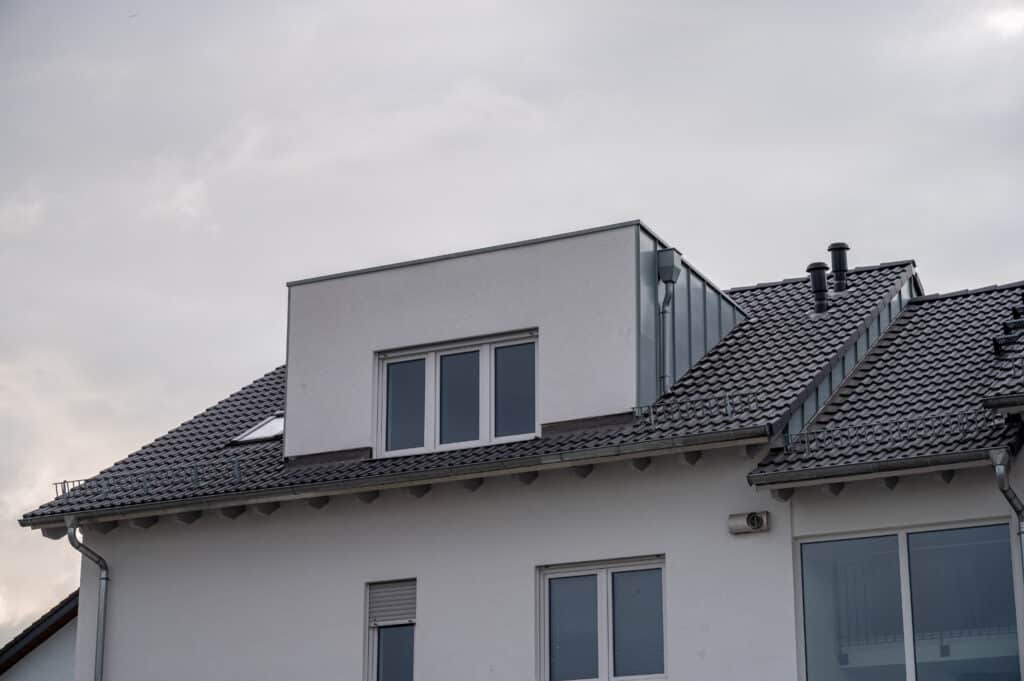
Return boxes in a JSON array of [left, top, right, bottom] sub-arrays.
[[0, 591, 77, 681], [16, 220, 1024, 681]]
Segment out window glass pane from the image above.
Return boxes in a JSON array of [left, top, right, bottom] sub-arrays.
[[440, 351, 479, 444], [613, 568, 664, 677], [495, 343, 535, 437], [909, 525, 1020, 681], [386, 359, 425, 451], [549, 575, 599, 681], [801, 536, 906, 681], [377, 624, 415, 681]]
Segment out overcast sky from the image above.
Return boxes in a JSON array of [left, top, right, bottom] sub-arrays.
[[1, 0, 1021, 641]]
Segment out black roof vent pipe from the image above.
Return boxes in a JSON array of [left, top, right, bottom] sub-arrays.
[[828, 242, 850, 292], [807, 262, 830, 313]]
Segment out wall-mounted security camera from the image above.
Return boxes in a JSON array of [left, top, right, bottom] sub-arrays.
[[728, 511, 770, 535]]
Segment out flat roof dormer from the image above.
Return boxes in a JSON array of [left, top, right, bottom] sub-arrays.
[[284, 221, 742, 459]]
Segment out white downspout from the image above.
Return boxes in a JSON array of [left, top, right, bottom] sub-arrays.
[[67, 520, 109, 681]]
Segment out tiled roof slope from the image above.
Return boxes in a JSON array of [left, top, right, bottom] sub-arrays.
[[983, 292, 1024, 409], [751, 283, 1024, 485], [22, 263, 913, 524]]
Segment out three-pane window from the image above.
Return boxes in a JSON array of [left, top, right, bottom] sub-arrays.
[[542, 560, 665, 681], [801, 524, 1021, 681], [379, 335, 536, 454]]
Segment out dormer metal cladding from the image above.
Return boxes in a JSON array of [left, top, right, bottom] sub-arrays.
[[635, 230, 746, 407]]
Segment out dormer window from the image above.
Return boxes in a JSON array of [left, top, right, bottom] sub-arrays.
[[377, 332, 537, 455]]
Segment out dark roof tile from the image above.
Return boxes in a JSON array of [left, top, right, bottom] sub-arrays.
[[752, 283, 1024, 485], [23, 263, 915, 523]]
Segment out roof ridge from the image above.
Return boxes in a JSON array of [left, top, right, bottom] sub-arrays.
[[908, 280, 1024, 304], [727, 260, 915, 294]]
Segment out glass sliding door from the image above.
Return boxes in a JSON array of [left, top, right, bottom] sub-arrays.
[[801, 524, 1023, 681], [908, 525, 1021, 681], [801, 536, 907, 681]]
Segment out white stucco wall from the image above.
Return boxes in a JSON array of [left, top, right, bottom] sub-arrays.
[[70, 456, 1024, 681], [284, 225, 641, 457], [2, 617, 76, 681], [72, 448, 798, 681]]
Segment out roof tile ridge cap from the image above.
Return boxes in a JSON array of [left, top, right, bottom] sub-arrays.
[[727, 260, 916, 295], [914, 280, 1024, 303], [727, 276, 808, 293]]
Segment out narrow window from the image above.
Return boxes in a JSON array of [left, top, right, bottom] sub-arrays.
[[386, 359, 425, 451], [908, 525, 1020, 681], [543, 560, 665, 681], [494, 342, 535, 437], [439, 350, 479, 444], [801, 536, 905, 680], [368, 580, 416, 681]]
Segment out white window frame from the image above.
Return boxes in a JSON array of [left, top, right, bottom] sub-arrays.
[[375, 331, 538, 457], [538, 556, 667, 681], [794, 517, 1024, 681], [364, 582, 416, 681]]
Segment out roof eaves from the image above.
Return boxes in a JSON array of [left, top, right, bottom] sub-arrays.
[[747, 445, 1006, 487], [908, 279, 1024, 304], [21, 424, 772, 529]]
